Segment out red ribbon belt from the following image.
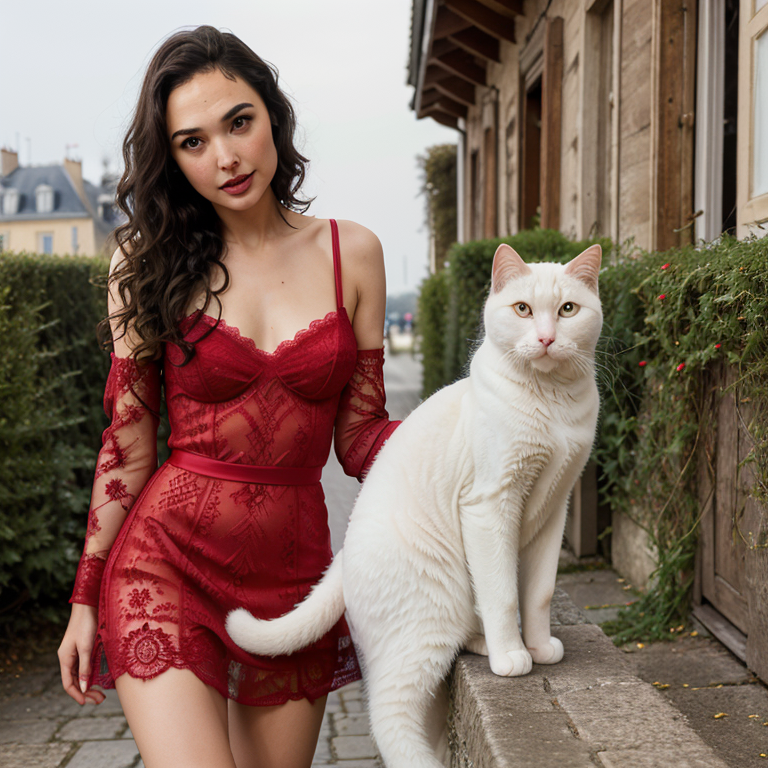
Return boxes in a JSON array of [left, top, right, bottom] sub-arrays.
[[167, 450, 322, 486]]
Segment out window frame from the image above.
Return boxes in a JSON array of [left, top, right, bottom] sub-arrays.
[[737, 0, 768, 233], [38, 232, 54, 255]]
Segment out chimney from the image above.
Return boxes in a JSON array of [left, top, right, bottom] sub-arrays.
[[1, 148, 19, 177], [63, 157, 87, 206]]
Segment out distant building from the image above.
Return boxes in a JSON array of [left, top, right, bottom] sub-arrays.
[[0, 148, 121, 256]]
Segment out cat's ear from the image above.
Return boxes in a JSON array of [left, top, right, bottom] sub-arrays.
[[564, 245, 602, 293], [491, 244, 531, 293]]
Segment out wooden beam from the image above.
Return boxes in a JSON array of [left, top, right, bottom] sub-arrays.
[[433, 49, 487, 87], [448, 27, 501, 62], [420, 111, 459, 128], [433, 75, 476, 106], [432, 95, 469, 119], [477, 0, 524, 15], [540, 16, 564, 230], [423, 64, 454, 87], [433, 6, 473, 39], [420, 89, 443, 109], [444, 0, 517, 43], [431, 38, 458, 59]]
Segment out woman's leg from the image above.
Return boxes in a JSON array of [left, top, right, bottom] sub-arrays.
[[227, 695, 327, 768], [115, 668, 237, 768]]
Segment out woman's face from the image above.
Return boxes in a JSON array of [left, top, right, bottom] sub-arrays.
[[166, 68, 278, 213]]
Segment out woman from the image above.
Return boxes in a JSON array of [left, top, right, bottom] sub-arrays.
[[57, 26, 398, 768]]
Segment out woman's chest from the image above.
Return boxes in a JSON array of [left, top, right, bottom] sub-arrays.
[[164, 309, 358, 404]]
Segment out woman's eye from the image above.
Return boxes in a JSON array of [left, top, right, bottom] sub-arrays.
[[181, 137, 201, 150], [513, 303, 531, 318], [559, 302, 579, 317], [232, 115, 251, 130]]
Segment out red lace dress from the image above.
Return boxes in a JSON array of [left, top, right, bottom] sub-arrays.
[[69, 220, 399, 705]]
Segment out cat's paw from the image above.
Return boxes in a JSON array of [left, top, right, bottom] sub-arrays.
[[489, 648, 533, 677], [527, 636, 564, 665], [465, 635, 489, 656]]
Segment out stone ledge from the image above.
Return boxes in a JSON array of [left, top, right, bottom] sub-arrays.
[[448, 588, 730, 768]]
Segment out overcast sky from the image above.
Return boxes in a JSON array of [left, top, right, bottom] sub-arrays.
[[0, 0, 456, 295]]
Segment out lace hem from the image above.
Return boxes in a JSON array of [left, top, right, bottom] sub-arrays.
[[86, 625, 362, 706]]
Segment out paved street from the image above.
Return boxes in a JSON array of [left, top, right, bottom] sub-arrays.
[[0, 346, 422, 768]]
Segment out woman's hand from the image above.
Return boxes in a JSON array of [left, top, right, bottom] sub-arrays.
[[58, 603, 106, 705]]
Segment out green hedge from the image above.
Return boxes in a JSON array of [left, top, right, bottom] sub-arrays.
[[0, 252, 110, 632], [600, 235, 768, 642]]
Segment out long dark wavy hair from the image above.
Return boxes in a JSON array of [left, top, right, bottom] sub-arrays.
[[101, 26, 311, 363]]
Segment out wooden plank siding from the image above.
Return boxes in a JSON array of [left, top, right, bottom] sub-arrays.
[[617, 0, 653, 247], [653, 0, 697, 250], [540, 16, 564, 230], [559, 1, 583, 239]]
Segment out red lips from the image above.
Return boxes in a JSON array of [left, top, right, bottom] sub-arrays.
[[219, 171, 255, 196], [220, 172, 253, 189]]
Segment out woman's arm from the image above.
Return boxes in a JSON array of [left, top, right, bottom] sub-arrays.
[[69, 248, 162, 606], [333, 221, 401, 481], [59, 248, 161, 705]]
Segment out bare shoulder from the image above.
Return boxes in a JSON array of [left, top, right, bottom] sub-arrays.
[[332, 220, 386, 346], [333, 219, 385, 296], [109, 242, 132, 275]]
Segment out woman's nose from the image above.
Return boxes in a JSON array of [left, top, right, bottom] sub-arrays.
[[217, 143, 239, 171]]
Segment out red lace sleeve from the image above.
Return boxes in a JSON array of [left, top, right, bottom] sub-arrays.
[[69, 353, 161, 607], [334, 348, 400, 482]]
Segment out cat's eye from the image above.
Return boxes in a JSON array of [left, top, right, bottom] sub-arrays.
[[513, 302, 532, 318], [559, 302, 579, 317]]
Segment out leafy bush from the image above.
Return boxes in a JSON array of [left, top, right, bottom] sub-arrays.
[[0, 252, 110, 634], [600, 235, 768, 642], [417, 270, 450, 398]]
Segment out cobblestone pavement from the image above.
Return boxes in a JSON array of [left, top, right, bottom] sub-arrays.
[[0, 347, 422, 768]]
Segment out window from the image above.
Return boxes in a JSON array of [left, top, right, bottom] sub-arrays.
[[695, 0, 740, 239], [35, 184, 54, 214], [71, 226, 79, 254], [753, 28, 768, 197], [38, 233, 53, 255], [2, 188, 19, 215], [736, 0, 768, 233]]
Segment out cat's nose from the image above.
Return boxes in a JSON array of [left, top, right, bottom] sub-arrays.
[[539, 337, 555, 348]]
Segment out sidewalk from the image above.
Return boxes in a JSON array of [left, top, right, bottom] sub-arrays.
[[556, 560, 768, 768]]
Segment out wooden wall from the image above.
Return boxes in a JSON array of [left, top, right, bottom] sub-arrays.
[[458, 0, 696, 254]]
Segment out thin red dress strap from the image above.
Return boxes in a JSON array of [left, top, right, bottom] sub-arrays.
[[330, 219, 343, 310]]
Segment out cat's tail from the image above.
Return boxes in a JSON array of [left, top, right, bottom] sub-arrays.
[[225, 550, 346, 656]]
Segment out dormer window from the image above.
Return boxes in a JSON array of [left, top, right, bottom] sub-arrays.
[[35, 184, 54, 214], [2, 188, 19, 215], [97, 193, 113, 221]]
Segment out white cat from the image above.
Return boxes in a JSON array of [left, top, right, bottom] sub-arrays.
[[226, 243, 603, 768]]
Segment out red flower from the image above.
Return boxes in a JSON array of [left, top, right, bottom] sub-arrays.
[[658, 294, 666, 301], [661, 263, 671, 270], [715, 343, 721, 349], [639, 361, 647, 367], [676, 363, 686, 372]]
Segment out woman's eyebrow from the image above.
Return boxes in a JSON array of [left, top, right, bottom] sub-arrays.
[[170, 103, 255, 142], [221, 102, 253, 121]]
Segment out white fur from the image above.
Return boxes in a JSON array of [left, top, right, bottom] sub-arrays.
[[225, 245, 603, 768]]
